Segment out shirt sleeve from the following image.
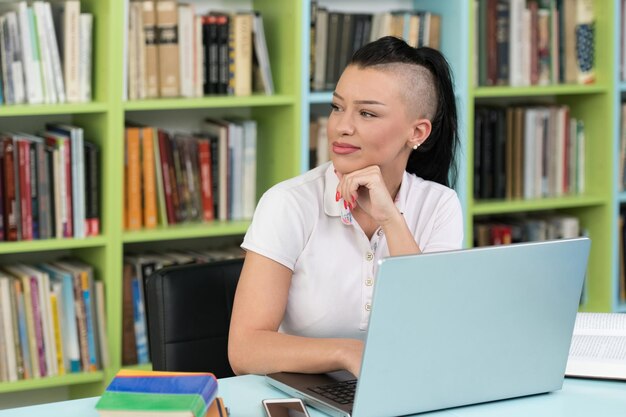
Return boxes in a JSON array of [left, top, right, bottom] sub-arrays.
[[241, 187, 311, 270], [421, 190, 464, 253]]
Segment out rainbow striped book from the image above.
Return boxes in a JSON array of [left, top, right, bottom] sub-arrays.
[[96, 370, 218, 417]]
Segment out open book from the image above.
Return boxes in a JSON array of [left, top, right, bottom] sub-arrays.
[[565, 313, 626, 380]]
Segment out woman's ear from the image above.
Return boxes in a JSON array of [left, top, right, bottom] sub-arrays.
[[408, 118, 432, 149]]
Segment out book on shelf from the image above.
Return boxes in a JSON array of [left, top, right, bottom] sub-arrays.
[[155, 0, 179, 97], [309, 3, 441, 92], [95, 370, 221, 417], [0, 259, 107, 382], [474, 213, 580, 247], [565, 313, 626, 380], [575, 0, 595, 85], [475, 0, 591, 87], [474, 105, 585, 201]]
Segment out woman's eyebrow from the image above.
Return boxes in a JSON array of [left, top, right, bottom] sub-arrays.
[[332, 92, 386, 106]]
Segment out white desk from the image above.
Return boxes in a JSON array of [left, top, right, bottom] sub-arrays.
[[1, 375, 625, 416]]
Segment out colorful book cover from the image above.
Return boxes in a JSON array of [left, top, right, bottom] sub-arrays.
[[96, 370, 218, 417]]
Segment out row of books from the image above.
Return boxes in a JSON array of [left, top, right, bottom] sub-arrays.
[[0, 259, 108, 382], [308, 116, 329, 170], [0, 125, 100, 241], [473, 105, 585, 201], [122, 246, 244, 366], [309, 3, 441, 92], [0, 1, 92, 106], [124, 118, 256, 230], [474, 0, 595, 87], [473, 213, 581, 247], [126, 0, 273, 100]]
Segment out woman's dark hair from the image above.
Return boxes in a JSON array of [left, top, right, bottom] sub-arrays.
[[350, 36, 459, 188]]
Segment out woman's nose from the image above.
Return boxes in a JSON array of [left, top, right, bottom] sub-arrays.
[[335, 112, 355, 136]]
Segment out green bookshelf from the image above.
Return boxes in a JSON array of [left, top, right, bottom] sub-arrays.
[[0, 0, 302, 406], [614, 0, 626, 312], [301, 0, 617, 311]]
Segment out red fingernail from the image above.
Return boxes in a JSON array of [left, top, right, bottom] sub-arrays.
[[352, 196, 356, 204], [344, 200, 348, 209], [348, 202, 353, 210], [336, 191, 340, 202]]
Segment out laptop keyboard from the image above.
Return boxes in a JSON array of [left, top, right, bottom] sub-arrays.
[[308, 379, 357, 405]]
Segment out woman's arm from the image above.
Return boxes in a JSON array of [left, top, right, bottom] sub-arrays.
[[228, 250, 364, 376]]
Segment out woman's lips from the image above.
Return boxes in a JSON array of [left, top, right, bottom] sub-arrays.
[[332, 142, 360, 155]]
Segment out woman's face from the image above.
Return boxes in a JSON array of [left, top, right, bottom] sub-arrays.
[[327, 65, 420, 176]]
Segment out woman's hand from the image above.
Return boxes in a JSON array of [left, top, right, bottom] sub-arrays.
[[336, 165, 400, 225], [339, 339, 365, 377]]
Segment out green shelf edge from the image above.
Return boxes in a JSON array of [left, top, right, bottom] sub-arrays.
[[471, 196, 608, 216], [0, 236, 108, 254], [0, 102, 109, 117], [473, 84, 609, 98], [121, 363, 152, 371], [123, 95, 296, 111], [122, 221, 250, 243], [0, 372, 104, 394]]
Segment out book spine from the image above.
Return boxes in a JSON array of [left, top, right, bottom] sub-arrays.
[[143, 0, 159, 98], [49, 290, 65, 375], [8, 279, 25, 379], [20, 276, 38, 378], [78, 13, 93, 100], [18, 140, 32, 241], [215, 14, 229, 94], [155, 0, 179, 97], [121, 264, 138, 366], [2, 138, 18, 241], [131, 277, 149, 364], [71, 270, 89, 371], [141, 128, 158, 228], [28, 277, 47, 377], [157, 130, 176, 224], [125, 127, 142, 230], [28, 142, 39, 239], [198, 139, 214, 221], [80, 271, 97, 371], [64, 1, 81, 102], [43, 2, 66, 103]]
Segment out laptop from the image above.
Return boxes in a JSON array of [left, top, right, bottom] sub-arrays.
[[266, 238, 590, 417]]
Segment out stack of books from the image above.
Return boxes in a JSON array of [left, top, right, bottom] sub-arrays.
[[96, 370, 228, 417]]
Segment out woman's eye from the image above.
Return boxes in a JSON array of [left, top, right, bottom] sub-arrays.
[[360, 111, 375, 118], [330, 103, 341, 112]]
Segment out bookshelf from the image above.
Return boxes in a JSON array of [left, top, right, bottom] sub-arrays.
[[0, 0, 623, 408], [301, 1, 617, 311], [613, 0, 626, 312], [0, 0, 301, 407]]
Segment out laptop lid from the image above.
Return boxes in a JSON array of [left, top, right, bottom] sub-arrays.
[[267, 238, 590, 417]]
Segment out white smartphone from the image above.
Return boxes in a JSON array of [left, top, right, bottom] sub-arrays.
[[262, 398, 311, 417]]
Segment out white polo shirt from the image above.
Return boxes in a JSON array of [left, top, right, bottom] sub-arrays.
[[242, 162, 463, 340]]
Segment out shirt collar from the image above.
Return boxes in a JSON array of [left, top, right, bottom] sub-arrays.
[[324, 163, 411, 217]]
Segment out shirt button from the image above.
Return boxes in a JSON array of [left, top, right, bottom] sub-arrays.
[[365, 278, 373, 286], [365, 251, 374, 261], [365, 303, 371, 311], [377, 229, 383, 237]]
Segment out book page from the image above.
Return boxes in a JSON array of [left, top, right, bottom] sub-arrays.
[[572, 313, 626, 336], [566, 313, 626, 380]]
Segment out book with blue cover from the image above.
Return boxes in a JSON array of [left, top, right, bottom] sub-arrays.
[[96, 370, 220, 417]]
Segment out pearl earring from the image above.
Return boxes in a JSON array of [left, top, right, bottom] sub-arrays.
[[413, 144, 419, 150]]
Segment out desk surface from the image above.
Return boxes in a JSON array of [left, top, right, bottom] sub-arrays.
[[1, 375, 625, 417]]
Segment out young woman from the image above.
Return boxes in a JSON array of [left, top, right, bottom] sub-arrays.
[[228, 36, 463, 377]]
